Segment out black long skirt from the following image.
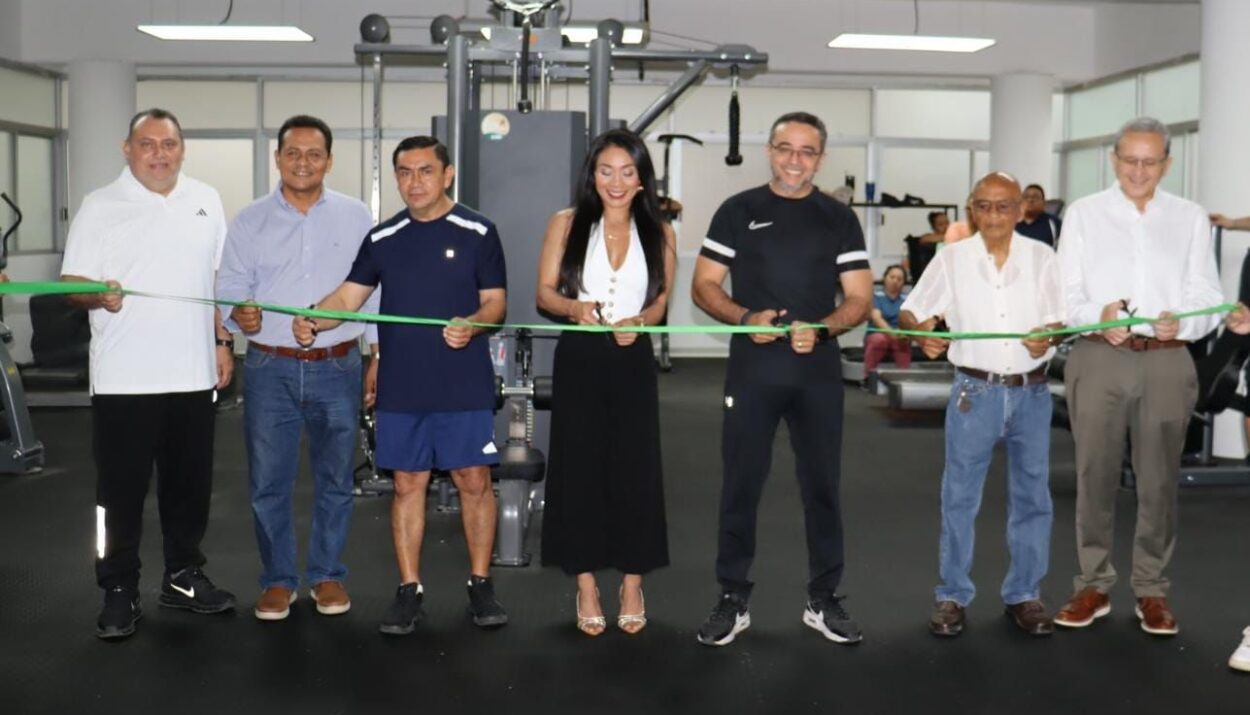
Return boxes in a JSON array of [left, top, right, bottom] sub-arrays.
[[540, 331, 670, 575]]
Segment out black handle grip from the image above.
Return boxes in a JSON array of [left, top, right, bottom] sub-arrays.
[[725, 92, 742, 166], [517, 18, 533, 114]]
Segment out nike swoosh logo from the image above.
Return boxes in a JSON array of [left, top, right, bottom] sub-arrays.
[[748, 221, 773, 230], [170, 583, 195, 599]]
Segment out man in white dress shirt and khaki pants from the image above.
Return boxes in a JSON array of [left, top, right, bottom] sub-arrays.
[[1053, 117, 1223, 636], [900, 171, 1064, 638]]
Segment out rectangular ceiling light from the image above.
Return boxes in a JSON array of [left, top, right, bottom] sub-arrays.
[[828, 33, 994, 53], [137, 25, 314, 42], [559, 25, 647, 45]]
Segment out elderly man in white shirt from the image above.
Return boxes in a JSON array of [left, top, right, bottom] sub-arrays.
[[1053, 117, 1223, 637], [900, 172, 1064, 639]]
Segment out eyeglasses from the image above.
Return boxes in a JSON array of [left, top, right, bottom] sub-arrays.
[[970, 200, 1021, 215], [1114, 153, 1168, 170], [769, 143, 823, 161]]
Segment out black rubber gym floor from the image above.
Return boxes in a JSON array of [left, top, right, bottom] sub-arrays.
[[2, 358, 1247, 714]]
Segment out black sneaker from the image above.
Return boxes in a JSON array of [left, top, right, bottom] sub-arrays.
[[803, 593, 863, 644], [378, 583, 425, 635], [158, 567, 236, 614], [96, 586, 141, 640], [696, 591, 750, 646], [466, 576, 508, 628]]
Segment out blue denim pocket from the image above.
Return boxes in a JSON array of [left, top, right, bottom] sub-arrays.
[[330, 349, 361, 373], [244, 346, 274, 369], [1025, 381, 1050, 399]]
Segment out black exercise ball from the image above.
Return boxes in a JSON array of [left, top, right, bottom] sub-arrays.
[[430, 15, 460, 44], [596, 19, 624, 44], [360, 14, 390, 44]]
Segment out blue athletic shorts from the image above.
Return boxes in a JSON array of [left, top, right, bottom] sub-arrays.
[[374, 409, 499, 472]]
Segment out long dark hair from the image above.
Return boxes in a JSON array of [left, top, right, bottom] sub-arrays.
[[557, 129, 667, 308]]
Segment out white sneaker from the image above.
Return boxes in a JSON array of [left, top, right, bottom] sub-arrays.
[[1230, 626, 1250, 673]]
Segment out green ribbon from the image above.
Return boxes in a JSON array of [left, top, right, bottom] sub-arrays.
[[869, 303, 1236, 341], [0, 281, 1234, 340]]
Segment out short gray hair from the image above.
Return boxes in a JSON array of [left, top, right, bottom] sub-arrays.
[[1114, 116, 1171, 157]]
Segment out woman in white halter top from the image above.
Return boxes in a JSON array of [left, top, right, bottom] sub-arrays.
[[537, 129, 677, 637]]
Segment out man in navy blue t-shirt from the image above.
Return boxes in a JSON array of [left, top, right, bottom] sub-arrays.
[[293, 136, 509, 635]]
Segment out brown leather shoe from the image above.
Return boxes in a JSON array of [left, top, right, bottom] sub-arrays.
[[254, 586, 296, 621], [1054, 587, 1110, 628], [312, 581, 351, 616], [929, 600, 965, 637], [1135, 597, 1179, 636], [1005, 600, 1054, 636]]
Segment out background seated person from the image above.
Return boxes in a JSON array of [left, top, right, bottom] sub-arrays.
[[904, 212, 948, 281], [1016, 184, 1062, 247], [944, 195, 978, 245], [920, 211, 949, 245], [863, 264, 911, 383]]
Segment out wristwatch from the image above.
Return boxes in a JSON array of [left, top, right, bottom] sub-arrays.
[[216, 337, 235, 349]]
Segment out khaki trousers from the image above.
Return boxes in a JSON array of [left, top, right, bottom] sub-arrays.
[[1063, 340, 1197, 597]]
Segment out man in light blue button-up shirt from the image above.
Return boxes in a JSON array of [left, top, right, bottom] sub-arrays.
[[216, 115, 377, 622]]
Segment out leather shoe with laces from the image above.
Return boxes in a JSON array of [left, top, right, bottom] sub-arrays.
[[1005, 600, 1054, 636], [929, 600, 965, 637], [1054, 587, 1110, 628], [1135, 597, 1179, 636]]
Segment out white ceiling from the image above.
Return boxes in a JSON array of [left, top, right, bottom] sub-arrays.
[[0, 0, 1204, 86]]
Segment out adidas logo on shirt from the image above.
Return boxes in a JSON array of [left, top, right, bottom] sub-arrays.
[[195, 208, 208, 217]]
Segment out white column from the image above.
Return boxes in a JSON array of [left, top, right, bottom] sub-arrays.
[[989, 73, 1054, 189], [1199, 0, 1250, 459], [0, 2, 20, 57], [68, 60, 134, 217]]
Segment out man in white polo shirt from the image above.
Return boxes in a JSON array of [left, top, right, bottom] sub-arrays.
[[62, 108, 237, 641], [900, 172, 1064, 638]]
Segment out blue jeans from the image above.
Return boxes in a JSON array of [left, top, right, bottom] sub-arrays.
[[936, 371, 1053, 606], [243, 344, 362, 590]]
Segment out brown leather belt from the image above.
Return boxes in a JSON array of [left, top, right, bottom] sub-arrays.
[[250, 340, 356, 361], [1082, 334, 1187, 352], [956, 365, 1048, 387]]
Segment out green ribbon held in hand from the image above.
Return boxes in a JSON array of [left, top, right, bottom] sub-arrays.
[[0, 281, 1235, 340], [868, 303, 1236, 341]]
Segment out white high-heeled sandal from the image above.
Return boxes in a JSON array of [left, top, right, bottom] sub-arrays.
[[577, 588, 606, 636], [617, 584, 647, 634]]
